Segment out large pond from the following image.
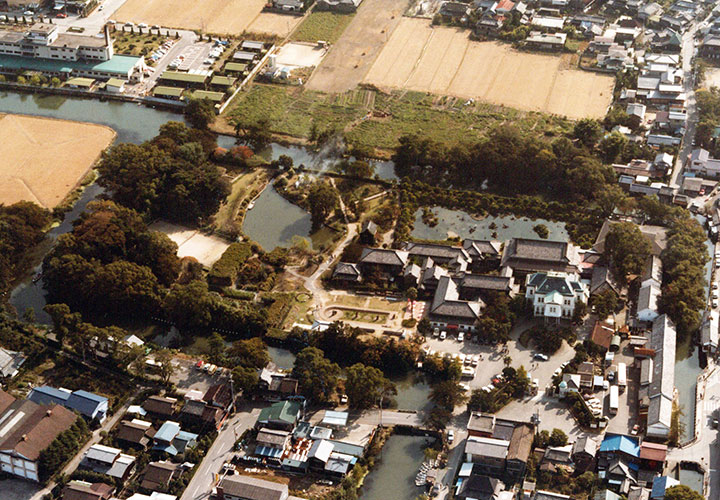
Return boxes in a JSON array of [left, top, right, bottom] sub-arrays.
[[392, 374, 432, 414], [242, 185, 313, 252], [411, 207, 568, 242], [362, 434, 431, 500]]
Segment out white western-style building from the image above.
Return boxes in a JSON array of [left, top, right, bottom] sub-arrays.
[[525, 271, 589, 321]]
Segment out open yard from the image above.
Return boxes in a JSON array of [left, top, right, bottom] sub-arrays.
[[247, 13, 304, 37], [704, 67, 720, 89], [115, 0, 268, 34], [0, 114, 115, 208], [150, 220, 230, 267], [291, 11, 355, 44], [364, 18, 614, 119], [221, 83, 572, 150]]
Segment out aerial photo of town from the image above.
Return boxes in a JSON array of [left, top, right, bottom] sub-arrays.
[[1, 0, 720, 498]]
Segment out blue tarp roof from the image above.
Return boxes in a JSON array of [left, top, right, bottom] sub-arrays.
[[599, 434, 640, 457], [651, 476, 680, 498], [256, 445, 283, 458]]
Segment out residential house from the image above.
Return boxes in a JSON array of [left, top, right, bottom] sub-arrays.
[[700, 36, 720, 59], [0, 347, 25, 378], [427, 276, 484, 332], [525, 31, 567, 51], [116, 419, 153, 449], [641, 256, 663, 288], [152, 421, 198, 456], [558, 374, 581, 395], [598, 434, 640, 466], [179, 399, 223, 429], [79, 444, 136, 480], [540, 445, 573, 472], [639, 442, 666, 472], [357, 248, 408, 280], [650, 476, 679, 499], [0, 391, 77, 481], [316, 0, 363, 12], [258, 368, 299, 400], [506, 423, 533, 481], [255, 428, 291, 461], [686, 148, 720, 177], [62, 481, 114, 500], [590, 266, 623, 298], [596, 490, 623, 500], [255, 400, 302, 431], [456, 474, 506, 500], [140, 461, 183, 492], [500, 238, 581, 275], [467, 413, 497, 438], [215, 474, 304, 500], [439, 1, 470, 22], [591, 320, 615, 351], [572, 436, 598, 472], [525, 271, 589, 322], [465, 437, 509, 477], [28, 387, 109, 423], [143, 396, 177, 419]]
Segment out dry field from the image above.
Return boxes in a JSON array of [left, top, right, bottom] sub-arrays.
[[114, 0, 290, 35], [247, 13, 303, 37], [703, 67, 720, 89], [306, 0, 408, 92], [150, 221, 230, 267], [363, 18, 614, 119], [0, 114, 115, 208]]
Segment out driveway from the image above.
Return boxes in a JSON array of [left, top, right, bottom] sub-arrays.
[[171, 357, 225, 394]]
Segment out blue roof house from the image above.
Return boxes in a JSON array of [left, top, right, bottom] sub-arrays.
[[598, 434, 640, 463], [152, 421, 198, 456], [651, 476, 680, 500], [28, 386, 109, 423]]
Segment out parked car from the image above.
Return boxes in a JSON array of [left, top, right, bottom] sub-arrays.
[[56, 12, 67, 18], [458, 332, 464, 342], [714, 299, 719, 309], [440, 331, 446, 340], [447, 430, 454, 444], [23, 11, 34, 15], [340, 394, 348, 404], [433, 328, 439, 337], [533, 353, 549, 361]]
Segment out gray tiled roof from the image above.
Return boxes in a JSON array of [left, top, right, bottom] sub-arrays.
[[459, 274, 513, 292], [405, 242, 470, 262], [430, 276, 483, 320], [358, 248, 408, 266], [219, 475, 289, 500], [649, 315, 676, 401]]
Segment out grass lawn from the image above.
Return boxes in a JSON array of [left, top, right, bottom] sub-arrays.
[[213, 169, 267, 233], [341, 309, 388, 323], [113, 32, 169, 59], [222, 84, 572, 152], [291, 11, 355, 44]]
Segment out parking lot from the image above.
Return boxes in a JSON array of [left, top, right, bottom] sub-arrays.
[[175, 42, 215, 71], [170, 357, 227, 394]]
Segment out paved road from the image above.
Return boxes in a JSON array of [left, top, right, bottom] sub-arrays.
[[670, 15, 707, 187], [181, 404, 262, 500], [356, 409, 424, 427]]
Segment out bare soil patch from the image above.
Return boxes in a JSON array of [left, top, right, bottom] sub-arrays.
[[363, 18, 614, 119], [0, 114, 115, 208], [150, 221, 230, 267], [247, 13, 304, 37], [115, 0, 268, 34]]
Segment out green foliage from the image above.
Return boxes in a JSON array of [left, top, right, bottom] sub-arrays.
[[549, 428, 568, 446], [528, 324, 572, 354], [345, 363, 395, 409], [664, 485, 704, 500], [208, 242, 253, 286], [292, 347, 341, 402], [185, 98, 216, 130], [307, 182, 338, 228], [604, 222, 651, 283], [430, 380, 469, 411], [590, 289, 618, 321], [533, 224, 549, 239], [660, 215, 709, 338], [43, 201, 176, 319], [232, 117, 273, 152], [566, 391, 594, 427], [38, 418, 89, 483], [291, 11, 355, 43], [598, 131, 628, 163], [0, 201, 50, 294], [226, 337, 270, 369], [97, 121, 230, 223], [573, 118, 603, 148]]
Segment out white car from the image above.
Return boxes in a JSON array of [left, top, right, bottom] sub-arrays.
[[440, 331, 446, 340], [447, 430, 454, 443], [458, 332, 464, 342]]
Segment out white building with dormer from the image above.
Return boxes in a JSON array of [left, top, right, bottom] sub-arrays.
[[525, 271, 589, 322]]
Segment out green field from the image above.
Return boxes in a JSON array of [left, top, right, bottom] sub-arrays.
[[223, 83, 573, 151], [291, 11, 355, 44]]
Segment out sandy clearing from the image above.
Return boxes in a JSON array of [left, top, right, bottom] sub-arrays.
[[247, 13, 304, 37], [704, 67, 720, 89], [363, 18, 614, 119], [0, 114, 115, 208], [115, 0, 269, 35], [150, 220, 230, 267], [275, 42, 327, 69]]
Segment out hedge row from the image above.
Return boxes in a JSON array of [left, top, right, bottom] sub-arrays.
[[208, 242, 253, 286]]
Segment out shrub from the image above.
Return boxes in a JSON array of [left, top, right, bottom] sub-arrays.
[[208, 242, 253, 287]]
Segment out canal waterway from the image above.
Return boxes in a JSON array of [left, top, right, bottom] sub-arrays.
[[361, 434, 431, 500]]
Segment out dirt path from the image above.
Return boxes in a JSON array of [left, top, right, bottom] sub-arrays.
[[305, 0, 407, 93]]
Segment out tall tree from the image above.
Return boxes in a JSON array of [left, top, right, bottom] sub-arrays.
[[604, 222, 651, 283], [345, 363, 395, 409], [306, 182, 337, 228], [292, 347, 341, 402], [185, 98, 216, 130]]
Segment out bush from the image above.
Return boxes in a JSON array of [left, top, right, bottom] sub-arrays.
[[208, 242, 253, 287]]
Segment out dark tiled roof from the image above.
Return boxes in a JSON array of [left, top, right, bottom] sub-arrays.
[[405, 242, 470, 262], [358, 248, 408, 267], [203, 384, 232, 409], [62, 481, 114, 500], [507, 423, 534, 463], [430, 276, 483, 320], [0, 400, 77, 461], [116, 420, 150, 445], [218, 475, 288, 500], [459, 274, 513, 292], [141, 461, 179, 490], [143, 396, 176, 417]]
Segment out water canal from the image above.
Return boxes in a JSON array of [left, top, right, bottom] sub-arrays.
[[361, 434, 431, 500]]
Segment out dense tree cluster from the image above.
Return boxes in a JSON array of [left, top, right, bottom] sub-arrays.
[[345, 363, 395, 409], [467, 366, 530, 414], [664, 485, 704, 500], [604, 222, 651, 284], [38, 417, 89, 483], [288, 322, 420, 376], [43, 201, 179, 318], [659, 215, 709, 338], [97, 122, 230, 224], [292, 346, 341, 403], [0, 202, 50, 293], [695, 88, 720, 154]]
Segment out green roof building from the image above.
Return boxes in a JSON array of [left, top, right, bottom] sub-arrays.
[[0, 54, 143, 80], [210, 75, 236, 88], [255, 401, 302, 431], [159, 70, 210, 88], [223, 62, 248, 74], [152, 86, 185, 99], [191, 90, 225, 102]]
